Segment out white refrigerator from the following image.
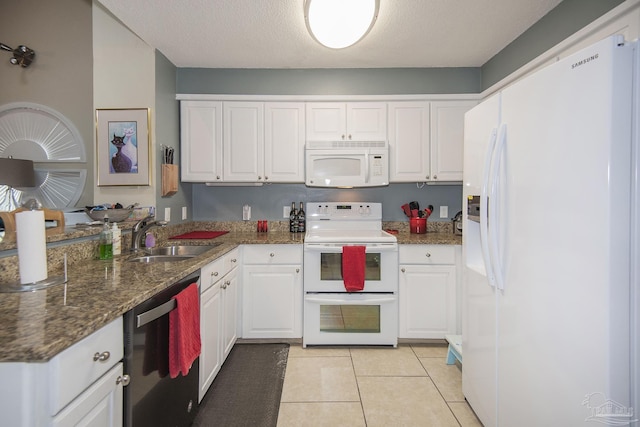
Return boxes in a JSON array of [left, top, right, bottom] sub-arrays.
[[462, 35, 638, 427]]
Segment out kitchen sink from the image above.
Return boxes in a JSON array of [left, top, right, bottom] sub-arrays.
[[126, 244, 221, 263], [144, 244, 221, 256], [127, 255, 196, 263]]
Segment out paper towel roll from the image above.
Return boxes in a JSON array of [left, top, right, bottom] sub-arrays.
[[16, 210, 48, 284]]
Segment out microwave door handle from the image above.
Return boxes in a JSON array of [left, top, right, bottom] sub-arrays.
[[364, 149, 370, 183]]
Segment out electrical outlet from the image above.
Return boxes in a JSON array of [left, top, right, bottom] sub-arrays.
[[439, 206, 448, 218], [283, 206, 291, 218], [164, 207, 171, 222], [182, 206, 187, 220]]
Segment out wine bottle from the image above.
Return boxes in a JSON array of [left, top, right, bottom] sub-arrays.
[[289, 202, 298, 233], [297, 202, 306, 233]]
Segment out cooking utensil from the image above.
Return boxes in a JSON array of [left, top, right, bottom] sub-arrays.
[[409, 201, 420, 217], [401, 204, 411, 218], [424, 204, 434, 218]]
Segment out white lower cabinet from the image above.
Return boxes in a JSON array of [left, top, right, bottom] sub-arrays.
[[0, 317, 124, 427], [242, 245, 303, 338], [52, 362, 123, 427], [199, 248, 239, 402], [399, 245, 458, 339]]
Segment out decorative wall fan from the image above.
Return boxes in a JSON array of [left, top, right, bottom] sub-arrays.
[[0, 103, 87, 209]]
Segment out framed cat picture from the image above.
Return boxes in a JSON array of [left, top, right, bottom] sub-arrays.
[[96, 108, 150, 186]]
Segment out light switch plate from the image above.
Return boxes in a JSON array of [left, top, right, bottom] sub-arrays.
[[439, 206, 448, 218], [283, 206, 291, 218], [182, 206, 187, 220], [243, 204, 251, 221], [164, 207, 171, 222]]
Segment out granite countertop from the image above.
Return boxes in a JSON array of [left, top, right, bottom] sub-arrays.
[[0, 227, 459, 363]]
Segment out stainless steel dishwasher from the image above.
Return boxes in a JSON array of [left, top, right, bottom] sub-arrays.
[[123, 269, 201, 427]]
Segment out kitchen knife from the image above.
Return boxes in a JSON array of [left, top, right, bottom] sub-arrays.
[[401, 204, 411, 218]]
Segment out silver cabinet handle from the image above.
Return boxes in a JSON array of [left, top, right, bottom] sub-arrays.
[[425, 253, 431, 257], [258, 176, 262, 180], [348, 134, 352, 140], [296, 268, 300, 273], [212, 271, 218, 277], [270, 253, 275, 257], [216, 175, 220, 180], [93, 351, 110, 362], [264, 176, 269, 180], [426, 175, 430, 180], [433, 175, 437, 179], [401, 268, 406, 273], [341, 134, 345, 140], [116, 375, 130, 386], [231, 258, 237, 263]]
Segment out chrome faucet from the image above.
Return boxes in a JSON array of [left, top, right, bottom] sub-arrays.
[[130, 215, 168, 251]]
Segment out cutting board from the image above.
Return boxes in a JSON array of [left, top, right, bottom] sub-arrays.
[[169, 230, 229, 239]]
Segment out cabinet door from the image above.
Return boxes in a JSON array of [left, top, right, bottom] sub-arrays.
[[223, 102, 264, 181], [305, 103, 346, 141], [399, 265, 456, 339], [199, 281, 222, 403], [346, 102, 387, 141], [264, 103, 305, 182], [242, 265, 302, 338], [180, 101, 223, 182], [429, 101, 477, 181], [52, 363, 123, 427], [388, 101, 430, 182], [222, 268, 238, 360]]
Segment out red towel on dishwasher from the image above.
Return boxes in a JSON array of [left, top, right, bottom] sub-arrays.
[[342, 245, 366, 292], [169, 283, 201, 378]]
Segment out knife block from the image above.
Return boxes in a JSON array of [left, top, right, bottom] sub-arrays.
[[161, 164, 178, 196]]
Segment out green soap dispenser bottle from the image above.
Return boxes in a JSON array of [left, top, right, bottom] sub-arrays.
[[99, 216, 113, 260]]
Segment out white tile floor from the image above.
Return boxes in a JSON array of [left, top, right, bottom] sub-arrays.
[[277, 343, 482, 427]]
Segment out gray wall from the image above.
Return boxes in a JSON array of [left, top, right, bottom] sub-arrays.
[[155, 51, 192, 223], [192, 183, 462, 222], [481, 0, 624, 89], [0, 0, 94, 208], [177, 68, 481, 95]]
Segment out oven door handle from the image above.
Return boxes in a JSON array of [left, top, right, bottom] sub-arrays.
[[305, 295, 396, 304], [304, 244, 398, 252]]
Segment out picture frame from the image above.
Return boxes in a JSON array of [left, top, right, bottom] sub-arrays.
[[96, 108, 150, 186]]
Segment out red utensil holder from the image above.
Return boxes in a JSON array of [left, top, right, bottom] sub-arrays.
[[410, 217, 427, 234]]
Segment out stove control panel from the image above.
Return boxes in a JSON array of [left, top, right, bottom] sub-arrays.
[[307, 202, 382, 221]]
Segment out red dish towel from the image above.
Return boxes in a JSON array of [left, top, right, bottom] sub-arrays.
[[169, 283, 201, 378], [169, 231, 229, 239], [342, 246, 366, 292]]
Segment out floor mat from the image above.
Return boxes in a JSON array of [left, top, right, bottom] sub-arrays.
[[193, 343, 290, 427]]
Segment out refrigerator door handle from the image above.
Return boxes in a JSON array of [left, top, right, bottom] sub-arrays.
[[481, 127, 498, 288], [488, 123, 507, 290]]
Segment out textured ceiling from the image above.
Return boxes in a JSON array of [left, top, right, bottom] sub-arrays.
[[96, 0, 563, 69]]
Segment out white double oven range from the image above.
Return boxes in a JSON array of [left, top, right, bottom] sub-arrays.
[[303, 202, 398, 347]]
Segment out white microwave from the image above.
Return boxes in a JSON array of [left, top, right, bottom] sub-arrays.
[[305, 141, 389, 188]]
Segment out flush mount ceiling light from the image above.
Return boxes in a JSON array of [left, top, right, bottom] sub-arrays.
[[304, 0, 380, 49]]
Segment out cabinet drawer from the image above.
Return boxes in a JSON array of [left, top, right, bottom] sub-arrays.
[[243, 245, 302, 264], [399, 245, 455, 265], [49, 317, 123, 416], [201, 248, 240, 293], [201, 256, 226, 292], [224, 248, 240, 272]]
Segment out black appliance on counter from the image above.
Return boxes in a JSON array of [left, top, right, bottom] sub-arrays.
[[123, 269, 201, 427]]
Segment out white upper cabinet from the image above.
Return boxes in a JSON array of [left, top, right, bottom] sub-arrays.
[[389, 100, 476, 183], [388, 101, 430, 182], [223, 102, 264, 182], [306, 102, 386, 141], [264, 103, 305, 182], [180, 101, 223, 182], [429, 100, 477, 182]]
